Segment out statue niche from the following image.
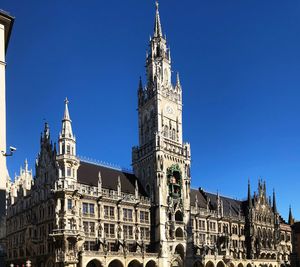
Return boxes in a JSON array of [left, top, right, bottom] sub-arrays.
[[167, 165, 182, 199]]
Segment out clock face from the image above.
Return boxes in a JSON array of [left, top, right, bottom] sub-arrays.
[[166, 105, 174, 114]]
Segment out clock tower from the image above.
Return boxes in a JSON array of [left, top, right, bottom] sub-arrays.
[[132, 2, 192, 266]]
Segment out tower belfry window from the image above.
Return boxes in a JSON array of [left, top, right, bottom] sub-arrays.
[[67, 167, 71, 177]]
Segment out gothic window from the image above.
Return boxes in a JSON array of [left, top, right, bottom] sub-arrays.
[[140, 211, 149, 223], [123, 225, 133, 239], [67, 199, 72, 210], [62, 142, 65, 154], [223, 224, 228, 234], [140, 227, 150, 239], [210, 234, 217, 244], [67, 219, 73, 230], [82, 203, 88, 214], [200, 233, 206, 243], [90, 222, 95, 234], [200, 220, 206, 230], [240, 226, 244, 235], [175, 228, 184, 240], [163, 125, 168, 138], [83, 221, 89, 233], [67, 167, 71, 177], [104, 223, 115, 238], [175, 210, 183, 222], [123, 208, 133, 222], [172, 128, 176, 140], [67, 145, 70, 154], [209, 221, 216, 231], [104, 206, 115, 219], [89, 204, 95, 215]]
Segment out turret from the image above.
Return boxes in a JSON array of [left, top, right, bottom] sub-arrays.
[[56, 98, 80, 186], [288, 205, 294, 225]]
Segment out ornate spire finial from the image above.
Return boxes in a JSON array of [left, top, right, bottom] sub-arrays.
[[176, 72, 181, 88], [154, 0, 162, 37], [63, 97, 71, 122]]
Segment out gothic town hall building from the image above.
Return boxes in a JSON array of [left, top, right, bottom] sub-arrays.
[[5, 3, 292, 267]]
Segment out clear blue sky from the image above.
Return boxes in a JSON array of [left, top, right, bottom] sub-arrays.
[[2, 0, 300, 221]]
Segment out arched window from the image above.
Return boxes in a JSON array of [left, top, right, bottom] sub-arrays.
[[175, 227, 184, 240], [66, 144, 70, 154], [163, 125, 168, 138], [175, 210, 183, 222], [172, 128, 176, 140]]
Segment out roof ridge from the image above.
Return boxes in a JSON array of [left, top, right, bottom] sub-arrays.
[[78, 155, 133, 174], [202, 188, 243, 202]]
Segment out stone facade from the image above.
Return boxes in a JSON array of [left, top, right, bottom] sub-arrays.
[[0, 10, 14, 267], [5, 3, 293, 267]]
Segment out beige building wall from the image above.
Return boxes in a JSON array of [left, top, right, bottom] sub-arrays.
[[0, 20, 7, 192]]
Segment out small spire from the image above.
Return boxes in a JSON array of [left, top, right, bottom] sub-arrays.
[[248, 179, 252, 208], [288, 205, 294, 225], [43, 122, 50, 140], [176, 72, 181, 88], [135, 179, 139, 199], [273, 189, 277, 213], [117, 176, 121, 196], [61, 98, 73, 138], [154, 1, 163, 37], [63, 97, 71, 122], [97, 171, 102, 194], [138, 76, 143, 91], [24, 159, 28, 172]]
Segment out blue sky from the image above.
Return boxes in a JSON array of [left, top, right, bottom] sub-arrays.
[[2, 0, 300, 221]]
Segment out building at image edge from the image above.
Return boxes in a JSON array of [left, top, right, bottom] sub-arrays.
[[5, 3, 292, 267]]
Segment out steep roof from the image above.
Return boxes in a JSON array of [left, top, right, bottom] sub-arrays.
[[191, 187, 246, 217], [77, 161, 148, 196], [205, 191, 245, 217], [190, 188, 207, 209]]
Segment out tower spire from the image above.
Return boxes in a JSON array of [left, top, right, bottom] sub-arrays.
[[273, 189, 277, 213], [154, 1, 163, 37], [61, 97, 73, 138], [63, 97, 71, 122], [288, 205, 294, 225], [57, 98, 79, 183], [247, 179, 252, 208]]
